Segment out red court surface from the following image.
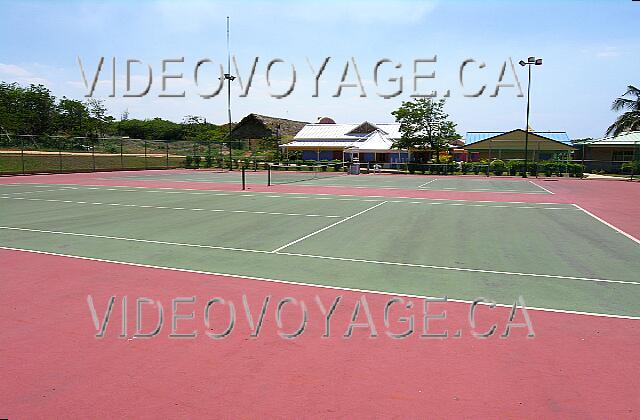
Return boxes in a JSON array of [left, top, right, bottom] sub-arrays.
[[1, 170, 639, 418], [1, 249, 638, 418]]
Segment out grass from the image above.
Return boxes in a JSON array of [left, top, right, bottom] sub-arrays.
[[0, 153, 184, 174]]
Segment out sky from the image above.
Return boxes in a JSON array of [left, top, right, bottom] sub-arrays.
[[1, 0, 638, 139]]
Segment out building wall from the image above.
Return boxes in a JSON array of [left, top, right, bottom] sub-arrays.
[[583, 146, 638, 161], [301, 150, 335, 160], [470, 150, 562, 161]]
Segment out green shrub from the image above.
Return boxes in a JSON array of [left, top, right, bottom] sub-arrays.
[[564, 163, 584, 177], [193, 155, 201, 168], [204, 155, 213, 168], [443, 163, 456, 174], [103, 145, 119, 154], [490, 159, 506, 176], [184, 155, 193, 168], [621, 161, 640, 175]]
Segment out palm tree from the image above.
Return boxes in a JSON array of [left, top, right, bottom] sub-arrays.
[[606, 85, 640, 136]]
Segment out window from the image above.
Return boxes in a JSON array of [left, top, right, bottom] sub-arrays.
[[612, 150, 634, 161]]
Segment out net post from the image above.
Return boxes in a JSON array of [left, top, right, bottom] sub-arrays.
[[242, 165, 246, 190], [267, 164, 271, 186]]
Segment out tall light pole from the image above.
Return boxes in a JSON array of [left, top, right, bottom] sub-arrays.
[[519, 56, 542, 178], [223, 16, 236, 170]]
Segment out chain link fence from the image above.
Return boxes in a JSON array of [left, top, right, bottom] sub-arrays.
[[0, 134, 241, 175]]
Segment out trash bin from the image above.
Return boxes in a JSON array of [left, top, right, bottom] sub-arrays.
[[349, 163, 360, 175]]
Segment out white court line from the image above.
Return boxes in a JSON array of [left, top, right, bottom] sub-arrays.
[[0, 245, 637, 320], [0, 225, 637, 286], [0, 192, 577, 212], [99, 177, 239, 184], [271, 201, 388, 253], [418, 186, 549, 194], [0, 226, 270, 254], [573, 204, 640, 245], [0, 184, 574, 210], [529, 180, 555, 194], [0, 188, 75, 195], [0, 196, 343, 218], [273, 251, 640, 286], [417, 179, 437, 188]]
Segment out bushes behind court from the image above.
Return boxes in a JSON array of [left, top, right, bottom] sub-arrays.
[[400, 160, 584, 177], [621, 161, 640, 175], [178, 157, 585, 176]]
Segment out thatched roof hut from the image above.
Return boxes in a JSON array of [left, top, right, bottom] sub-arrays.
[[230, 113, 308, 140]]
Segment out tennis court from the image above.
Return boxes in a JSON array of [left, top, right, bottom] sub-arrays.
[[0, 180, 637, 316], [1, 172, 639, 418], [109, 168, 554, 194]]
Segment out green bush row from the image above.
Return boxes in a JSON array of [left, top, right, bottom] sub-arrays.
[[621, 161, 640, 175], [406, 163, 457, 175], [485, 160, 584, 177]]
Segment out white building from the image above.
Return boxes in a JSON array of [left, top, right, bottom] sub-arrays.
[[281, 119, 408, 163]]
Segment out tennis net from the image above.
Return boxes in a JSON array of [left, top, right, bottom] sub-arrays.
[[267, 163, 346, 185]]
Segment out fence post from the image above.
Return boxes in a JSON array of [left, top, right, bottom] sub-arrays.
[[166, 142, 169, 168], [120, 138, 124, 169], [20, 135, 25, 175], [144, 140, 148, 169], [58, 137, 63, 172], [91, 138, 96, 172]]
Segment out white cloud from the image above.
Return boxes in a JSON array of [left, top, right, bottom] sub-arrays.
[[595, 47, 621, 58], [0, 63, 50, 85], [0, 63, 31, 77]]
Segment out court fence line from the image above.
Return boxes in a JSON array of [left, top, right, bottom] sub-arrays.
[[1, 133, 637, 181]]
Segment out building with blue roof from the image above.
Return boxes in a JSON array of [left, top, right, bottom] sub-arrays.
[[463, 129, 574, 161]]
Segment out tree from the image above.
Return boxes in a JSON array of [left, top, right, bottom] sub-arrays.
[[606, 85, 640, 136], [15, 84, 56, 135], [182, 115, 224, 143], [56, 97, 90, 136], [86, 98, 114, 137], [0, 82, 23, 135], [391, 98, 459, 163]]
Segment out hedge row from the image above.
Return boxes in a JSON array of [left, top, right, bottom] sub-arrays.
[[488, 160, 584, 177]]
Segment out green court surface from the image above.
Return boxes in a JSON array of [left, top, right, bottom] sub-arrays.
[[111, 171, 553, 194], [1, 183, 638, 317]]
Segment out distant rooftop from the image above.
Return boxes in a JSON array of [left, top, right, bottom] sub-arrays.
[[581, 131, 640, 146], [294, 122, 401, 140], [465, 130, 571, 145]]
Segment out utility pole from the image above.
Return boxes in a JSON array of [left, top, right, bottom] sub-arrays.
[[223, 16, 236, 170], [518, 57, 543, 178]]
